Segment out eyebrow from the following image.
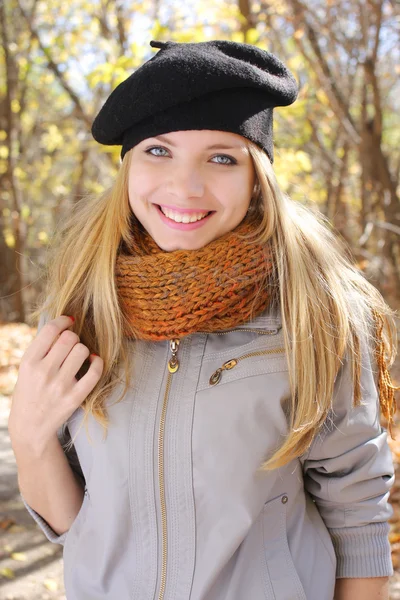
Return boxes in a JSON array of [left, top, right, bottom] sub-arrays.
[[152, 134, 247, 151]]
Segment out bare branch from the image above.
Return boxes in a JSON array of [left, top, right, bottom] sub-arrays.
[[17, 0, 92, 128], [287, 0, 361, 144]]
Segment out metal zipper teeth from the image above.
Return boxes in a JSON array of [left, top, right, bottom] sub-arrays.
[[210, 346, 286, 385], [158, 339, 180, 600], [197, 327, 280, 336]]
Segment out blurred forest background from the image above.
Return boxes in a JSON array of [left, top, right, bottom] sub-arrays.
[[1, 0, 400, 320], [0, 0, 399, 598]]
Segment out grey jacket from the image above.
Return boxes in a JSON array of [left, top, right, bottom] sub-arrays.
[[22, 304, 394, 600]]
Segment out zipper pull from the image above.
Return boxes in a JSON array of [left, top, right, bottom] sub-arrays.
[[209, 358, 238, 385], [168, 338, 180, 373]]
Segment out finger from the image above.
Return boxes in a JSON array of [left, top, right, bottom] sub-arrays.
[[70, 354, 104, 404], [24, 316, 75, 362], [55, 341, 91, 384], [43, 329, 83, 372]]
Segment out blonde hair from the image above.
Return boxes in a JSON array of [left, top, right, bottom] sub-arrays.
[[246, 144, 398, 469], [30, 141, 398, 469]]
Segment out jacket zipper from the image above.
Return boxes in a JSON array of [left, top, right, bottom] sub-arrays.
[[157, 338, 180, 600], [209, 346, 285, 385], [156, 331, 279, 596]]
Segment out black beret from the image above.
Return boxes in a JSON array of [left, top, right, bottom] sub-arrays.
[[91, 39, 299, 163]]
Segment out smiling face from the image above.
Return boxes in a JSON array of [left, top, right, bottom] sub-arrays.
[[127, 130, 256, 251]]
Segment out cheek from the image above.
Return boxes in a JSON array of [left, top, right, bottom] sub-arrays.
[[215, 175, 253, 209], [128, 167, 160, 202]]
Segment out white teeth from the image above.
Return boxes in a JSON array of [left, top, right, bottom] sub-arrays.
[[160, 206, 210, 223]]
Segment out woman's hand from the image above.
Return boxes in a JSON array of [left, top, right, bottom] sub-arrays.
[[8, 315, 103, 457], [334, 577, 389, 600]]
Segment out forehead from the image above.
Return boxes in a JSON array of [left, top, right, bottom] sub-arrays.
[[143, 129, 249, 149]]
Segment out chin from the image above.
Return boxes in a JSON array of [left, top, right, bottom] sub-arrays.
[[155, 235, 212, 252], [160, 241, 208, 252]]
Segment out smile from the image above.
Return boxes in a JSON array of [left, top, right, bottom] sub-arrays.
[[159, 205, 210, 223], [155, 204, 215, 231]]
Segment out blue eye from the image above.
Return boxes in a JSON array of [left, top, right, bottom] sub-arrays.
[[211, 155, 237, 166], [144, 146, 237, 165], [146, 146, 169, 157]]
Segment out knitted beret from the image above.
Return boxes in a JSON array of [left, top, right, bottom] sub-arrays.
[[91, 39, 299, 163]]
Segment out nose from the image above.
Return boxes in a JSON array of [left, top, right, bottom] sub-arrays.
[[166, 165, 205, 199]]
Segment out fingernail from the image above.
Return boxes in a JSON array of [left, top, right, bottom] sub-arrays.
[[90, 353, 98, 357], [67, 316, 75, 322]]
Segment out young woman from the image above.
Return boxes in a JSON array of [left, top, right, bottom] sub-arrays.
[[9, 40, 398, 600]]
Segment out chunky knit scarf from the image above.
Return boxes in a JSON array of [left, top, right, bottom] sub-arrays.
[[115, 213, 274, 341]]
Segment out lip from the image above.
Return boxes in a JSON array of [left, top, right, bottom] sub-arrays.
[[157, 203, 212, 215], [154, 204, 215, 231]]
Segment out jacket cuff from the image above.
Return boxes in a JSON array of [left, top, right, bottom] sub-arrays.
[[21, 494, 67, 546], [329, 522, 393, 578]]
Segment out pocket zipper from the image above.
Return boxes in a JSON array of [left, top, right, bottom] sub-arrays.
[[198, 327, 280, 336], [209, 346, 286, 385]]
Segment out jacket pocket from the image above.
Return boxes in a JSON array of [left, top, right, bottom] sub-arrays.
[[197, 342, 287, 393], [261, 494, 307, 600], [63, 487, 90, 577], [208, 346, 286, 386]]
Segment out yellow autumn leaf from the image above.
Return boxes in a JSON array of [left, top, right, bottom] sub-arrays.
[[316, 89, 329, 106], [14, 166, 27, 181], [38, 231, 49, 243], [245, 28, 260, 45], [4, 230, 15, 248], [41, 124, 63, 153], [11, 99, 20, 113], [18, 56, 28, 68], [44, 578, 59, 591], [294, 150, 312, 172], [231, 31, 245, 44], [21, 112, 34, 129], [11, 552, 27, 561], [0, 567, 15, 579]]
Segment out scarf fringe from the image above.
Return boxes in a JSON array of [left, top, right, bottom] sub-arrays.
[[371, 308, 399, 437]]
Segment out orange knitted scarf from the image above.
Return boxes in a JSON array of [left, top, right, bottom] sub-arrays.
[[115, 213, 274, 341]]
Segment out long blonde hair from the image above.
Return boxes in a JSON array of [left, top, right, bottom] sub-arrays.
[[30, 141, 398, 469]]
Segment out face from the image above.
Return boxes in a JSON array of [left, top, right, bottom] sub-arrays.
[[127, 130, 256, 251]]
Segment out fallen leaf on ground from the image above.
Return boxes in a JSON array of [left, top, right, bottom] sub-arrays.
[[0, 518, 15, 530], [0, 567, 15, 579], [43, 578, 59, 591], [11, 551, 27, 561]]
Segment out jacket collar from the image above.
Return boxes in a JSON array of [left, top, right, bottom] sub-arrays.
[[233, 301, 282, 332]]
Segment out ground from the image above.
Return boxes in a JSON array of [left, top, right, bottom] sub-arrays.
[[0, 321, 399, 599]]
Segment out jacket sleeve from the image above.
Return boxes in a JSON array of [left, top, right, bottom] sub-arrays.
[[300, 329, 395, 579], [20, 308, 86, 546]]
